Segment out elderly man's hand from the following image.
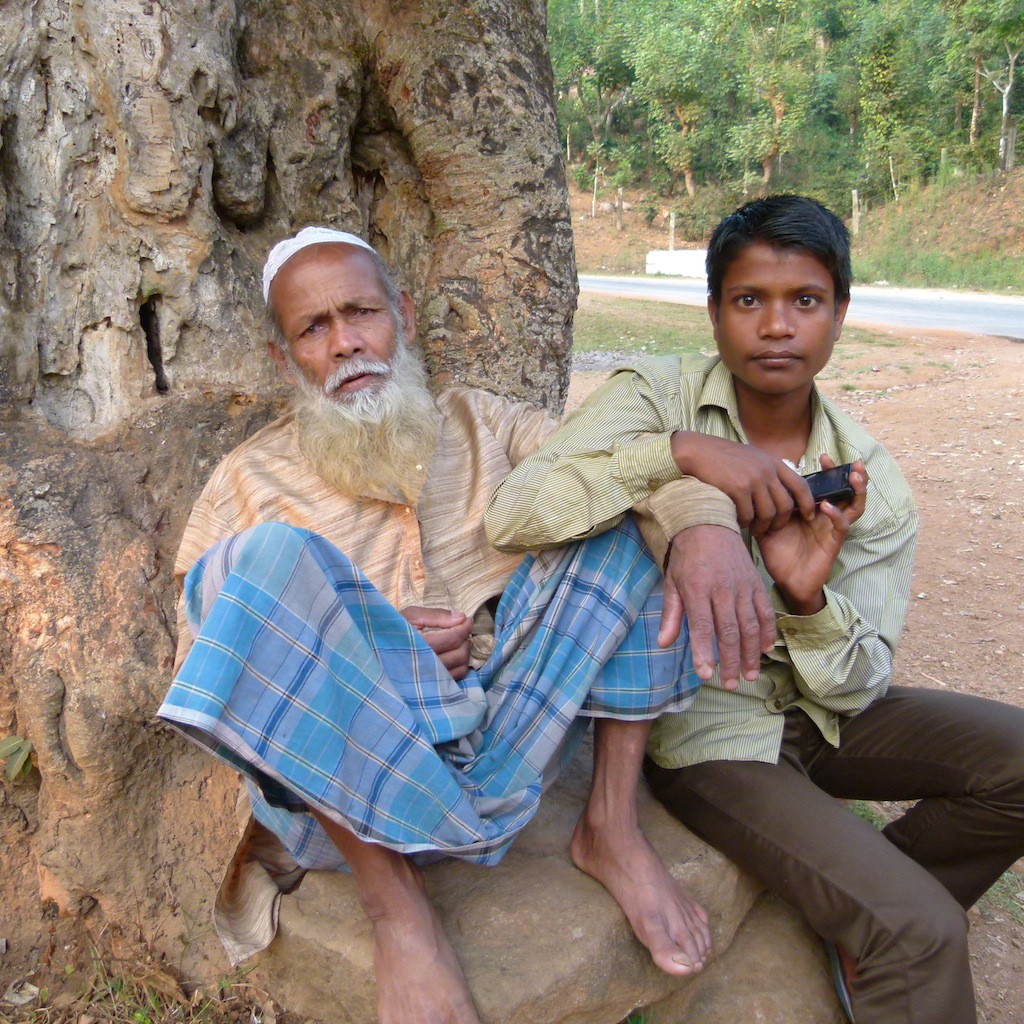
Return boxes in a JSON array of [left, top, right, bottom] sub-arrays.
[[401, 606, 474, 681], [657, 525, 776, 690]]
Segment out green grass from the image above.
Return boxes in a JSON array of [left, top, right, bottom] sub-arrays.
[[0, 948, 259, 1024], [977, 871, 1024, 925], [851, 174, 1024, 294], [620, 1010, 653, 1024], [573, 294, 714, 356], [848, 800, 892, 830], [853, 249, 1024, 294]]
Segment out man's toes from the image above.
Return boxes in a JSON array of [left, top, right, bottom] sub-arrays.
[[667, 907, 712, 964]]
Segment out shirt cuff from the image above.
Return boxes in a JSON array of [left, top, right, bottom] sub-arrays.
[[774, 587, 853, 644], [634, 478, 740, 567], [611, 433, 689, 497]]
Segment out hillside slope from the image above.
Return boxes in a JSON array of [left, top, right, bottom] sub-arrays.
[[571, 169, 1024, 294], [852, 167, 1024, 292]]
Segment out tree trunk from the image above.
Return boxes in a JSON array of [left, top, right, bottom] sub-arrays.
[[997, 47, 1019, 172], [0, 0, 575, 983], [971, 56, 983, 149]]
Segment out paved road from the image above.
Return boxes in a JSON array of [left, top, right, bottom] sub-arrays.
[[580, 274, 1024, 341]]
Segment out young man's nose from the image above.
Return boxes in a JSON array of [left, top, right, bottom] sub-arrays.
[[760, 302, 795, 338]]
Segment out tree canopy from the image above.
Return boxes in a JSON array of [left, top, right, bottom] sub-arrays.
[[548, 0, 1024, 211]]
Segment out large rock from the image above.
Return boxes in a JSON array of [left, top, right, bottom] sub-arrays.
[[258, 736, 822, 1024], [651, 892, 846, 1024]]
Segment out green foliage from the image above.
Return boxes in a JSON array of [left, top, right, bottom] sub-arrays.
[[624, 1011, 652, 1024], [847, 799, 890, 829], [851, 172, 1024, 293], [0, 734, 33, 779], [548, 0, 1022, 208], [977, 869, 1024, 925]]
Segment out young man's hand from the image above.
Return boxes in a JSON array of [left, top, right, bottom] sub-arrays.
[[658, 524, 776, 690], [401, 606, 473, 680], [670, 431, 817, 537], [756, 458, 868, 615]]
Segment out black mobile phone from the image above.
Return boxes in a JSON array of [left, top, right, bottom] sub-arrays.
[[802, 463, 855, 504]]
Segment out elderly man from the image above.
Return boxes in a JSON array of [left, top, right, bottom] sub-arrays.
[[159, 229, 768, 1024]]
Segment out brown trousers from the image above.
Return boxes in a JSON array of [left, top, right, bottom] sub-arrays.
[[644, 687, 1024, 1024]]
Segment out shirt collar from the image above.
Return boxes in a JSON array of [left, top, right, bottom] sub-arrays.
[[696, 356, 836, 465]]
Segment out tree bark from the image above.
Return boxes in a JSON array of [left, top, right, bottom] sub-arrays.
[[0, 0, 576, 982], [0, 0, 575, 430], [971, 56, 983, 150]]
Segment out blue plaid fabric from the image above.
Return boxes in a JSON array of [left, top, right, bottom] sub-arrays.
[[159, 519, 697, 869]]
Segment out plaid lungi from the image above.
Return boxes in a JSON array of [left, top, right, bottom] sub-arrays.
[[159, 518, 696, 871]]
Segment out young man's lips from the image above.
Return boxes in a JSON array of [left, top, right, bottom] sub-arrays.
[[754, 352, 799, 367]]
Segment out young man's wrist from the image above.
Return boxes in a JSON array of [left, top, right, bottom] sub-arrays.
[[670, 429, 696, 475], [776, 585, 827, 616]]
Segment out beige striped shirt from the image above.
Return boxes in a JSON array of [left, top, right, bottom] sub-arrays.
[[486, 355, 919, 766], [174, 387, 559, 670]]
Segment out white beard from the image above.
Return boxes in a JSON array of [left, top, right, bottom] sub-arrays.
[[289, 340, 441, 502]]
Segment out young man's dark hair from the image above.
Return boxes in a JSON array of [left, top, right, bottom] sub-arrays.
[[705, 194, 852, 305]]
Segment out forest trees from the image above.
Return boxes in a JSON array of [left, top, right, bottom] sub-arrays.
[[549, 0, 1024, 207]]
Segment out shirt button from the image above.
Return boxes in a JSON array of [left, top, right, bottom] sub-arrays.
[[771, 698, 784, 711]]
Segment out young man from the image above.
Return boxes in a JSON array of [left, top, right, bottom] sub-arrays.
[[158, 227, 774, 1024], [486, 195, 1024, 1024]]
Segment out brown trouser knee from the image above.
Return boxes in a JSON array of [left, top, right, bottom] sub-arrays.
[[645, 687, 1024, 1024]]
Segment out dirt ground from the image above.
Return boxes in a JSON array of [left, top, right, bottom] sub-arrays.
[[571, 321, 1024, 1024]]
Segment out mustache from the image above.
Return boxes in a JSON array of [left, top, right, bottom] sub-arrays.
[[323, 358, 392, 396]]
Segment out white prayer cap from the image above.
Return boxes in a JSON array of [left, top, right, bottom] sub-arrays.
[[262, 227, 377, 303]]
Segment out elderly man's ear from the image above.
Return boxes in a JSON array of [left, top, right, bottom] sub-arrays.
[[398, 291, 416, 340], [267, 338, 295, 384]]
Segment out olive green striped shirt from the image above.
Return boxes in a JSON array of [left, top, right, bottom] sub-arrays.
[[485, 355, 918, 766]]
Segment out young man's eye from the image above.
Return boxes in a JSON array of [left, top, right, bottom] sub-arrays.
[[737, 295, 758, 308], [796, 295, 821, 308]]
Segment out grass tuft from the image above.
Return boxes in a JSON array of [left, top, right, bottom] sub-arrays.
[[977, 871, 1024, 925], [0, 945, 264, 1024]]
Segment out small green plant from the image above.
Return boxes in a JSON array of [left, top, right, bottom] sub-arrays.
[[847, 800, 890, 829], [0, 734, 33, 779], [570, 163, 594, 192], [977, 871, 1024, 925]]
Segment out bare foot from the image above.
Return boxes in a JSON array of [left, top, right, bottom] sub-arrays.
[[368, 880, 481, 1024], [570, 812, 712, 976], [310, 810, 480, 1024]]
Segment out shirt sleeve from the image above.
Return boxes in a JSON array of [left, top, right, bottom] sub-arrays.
[[475, 390, 563, 467], [485, 365, 737, 553], [763, 501, 919, 717]]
